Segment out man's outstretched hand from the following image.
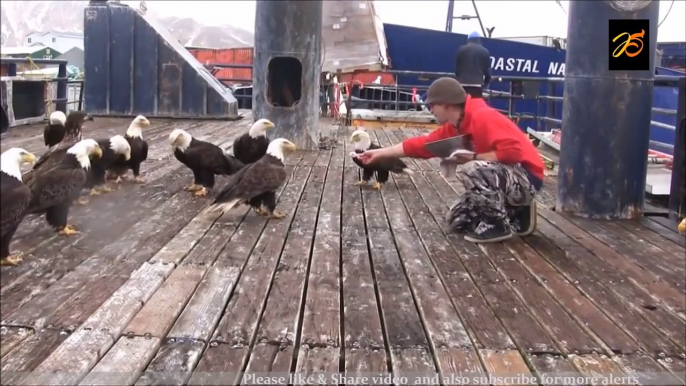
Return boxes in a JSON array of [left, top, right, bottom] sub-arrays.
[[356, 149, 384, 165]]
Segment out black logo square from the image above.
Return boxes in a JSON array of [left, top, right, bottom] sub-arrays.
[[608, 19, 650, 71]]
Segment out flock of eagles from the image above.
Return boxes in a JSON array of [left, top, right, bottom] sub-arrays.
[[0, 111, 413, 267]]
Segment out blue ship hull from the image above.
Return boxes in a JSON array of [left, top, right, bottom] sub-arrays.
[[381, 23, 682, 155]]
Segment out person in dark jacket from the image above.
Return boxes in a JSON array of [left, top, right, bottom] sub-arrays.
[[454, 31, 492, 99]]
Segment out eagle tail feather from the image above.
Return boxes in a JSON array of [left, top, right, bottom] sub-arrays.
[[206, 198, 240, 214]]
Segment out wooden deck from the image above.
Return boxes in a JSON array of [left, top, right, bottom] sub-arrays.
[[1, 113, 684, 386]]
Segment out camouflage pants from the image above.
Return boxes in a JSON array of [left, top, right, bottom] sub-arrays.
[[446, 161, 537, 232]]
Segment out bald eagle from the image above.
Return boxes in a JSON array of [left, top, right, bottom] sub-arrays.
[[208, 138, 296, 219], [107, 115, 150, 184], [231, 119, 275, 165], [25, 139, 102, 236], [78, 135, 131, 204], [170, 129, 245, 197], [44, 111, 67, 148], [1, 148, 37, 266], [349, 129, 413, 190], [32, 110, 93, 171]]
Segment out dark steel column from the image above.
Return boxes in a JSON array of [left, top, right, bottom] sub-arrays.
[[668, 78, 685, 222], [557, 0, 659, 218], [252, 0, 323, 150]]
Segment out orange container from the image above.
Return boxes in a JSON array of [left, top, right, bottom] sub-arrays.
[[188, 48, 254, 85], [338, 72, 395, 86]]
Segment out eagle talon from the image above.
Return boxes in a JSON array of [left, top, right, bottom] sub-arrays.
[[59, 225, 79, 236], [353, 180, 368, 187], [372, 182, 383, 190], [76, 197, 89, 205], [253, 206, 266, 216], [269, 211, 285, 220], [133, 176, 146, 184], [186, 184, 201, 192], [89, 188, 101, 196], [114, 176, 123, 184], [101, 185, 115, 193], [1, 253, 24, 266], [194, 187, 208, 197]]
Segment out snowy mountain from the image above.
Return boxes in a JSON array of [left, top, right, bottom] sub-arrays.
[[1, 1, 253, 48]]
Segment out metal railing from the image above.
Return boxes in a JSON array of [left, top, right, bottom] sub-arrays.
[[1, 58, 85, 126]]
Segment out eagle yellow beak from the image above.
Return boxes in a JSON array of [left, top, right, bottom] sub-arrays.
[[349, 134, 358, 142], [284, 141, 297, 151], [92, 146, 103, 159], [21, 152, 36, 164], [125, 151, 132, 161], [265, 121, 275, 129]]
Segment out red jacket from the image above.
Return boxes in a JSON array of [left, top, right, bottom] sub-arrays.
[[402, 96, 545, 182]]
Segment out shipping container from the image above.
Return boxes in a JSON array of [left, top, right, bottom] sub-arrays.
[[187, 48, 254, 85]]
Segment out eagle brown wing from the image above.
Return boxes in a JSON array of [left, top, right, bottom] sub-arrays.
[[1, 173, 31, 236], [27, 167, 86, 214], [23, 140, 74, 184], [213, 158, 287, 203]]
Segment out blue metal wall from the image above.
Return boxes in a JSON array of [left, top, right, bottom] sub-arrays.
[[83, 2, 239, 118]]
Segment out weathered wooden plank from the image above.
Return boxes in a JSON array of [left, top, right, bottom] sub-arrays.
[[79, 336, 161, 386], [639, 218, 686, 248], [46, 274, 131, 332], [410, 168, 558, 355], [340, 167, 385, 353], [529, 354, 581, 386], [616, 220, 686, 259], [81, 263, 175, 340], [657, 358, 686, 385], [536, 216, 686, 354], [0, 330, 70, 386], [0, 326, 33, 358], [148, 210, 223, 265], [600, 220, 685, 269], [378, 172, 480, 370], [398, 169, 517, 351], [245, 344, 293, 373], [250, 166, 327, 371], [299, 146, 342, 348], [20, 329, 114, 386], [480, 242, 602, 355], [650, 216, 682, 234], [2, 182, 207, 329], [293, 346, 339, 386], [569, 354, 629, 386], [480, 349, 531, 386], [189, 343, 245, 386], [167, 266, 240, 342], [181, 223, 236, 267], [616, 353, 685, 386], [356, 169, 434, 374], [435, 348, 484, 378], [505, 238, 640, 355], [212, 167, 311, 345], [345, 349, 388, 385], [525, 229, 682, 357], [135, 338, 205, 386], [563, 215, 685, 289], [125, 265, 207, 338]]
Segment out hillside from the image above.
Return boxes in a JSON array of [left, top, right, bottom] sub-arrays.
[[0, 1, 254, 49]]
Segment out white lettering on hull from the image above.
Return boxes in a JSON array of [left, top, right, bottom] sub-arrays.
[[489, 56, 565, 76]]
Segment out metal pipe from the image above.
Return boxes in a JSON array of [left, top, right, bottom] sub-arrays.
[[557, 0, 659, 219], [650, 120, 676, 130], [669, 78, 686, 221], [651, 107, 678, 115]]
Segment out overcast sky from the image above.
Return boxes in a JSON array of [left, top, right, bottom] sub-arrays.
[[124, 0, 685, 42]]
